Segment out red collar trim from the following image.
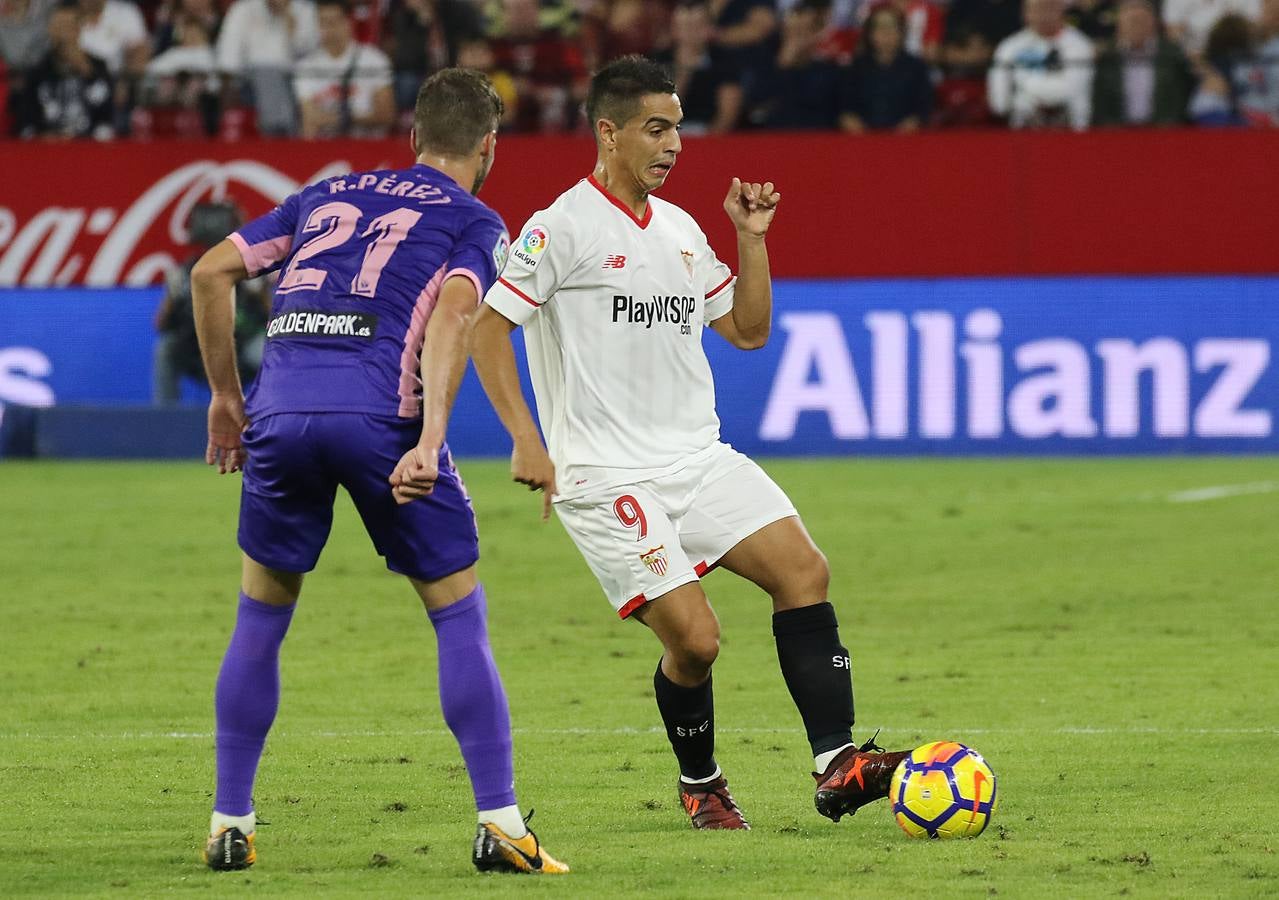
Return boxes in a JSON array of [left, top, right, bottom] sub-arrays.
[[587, 174, 652, 229]]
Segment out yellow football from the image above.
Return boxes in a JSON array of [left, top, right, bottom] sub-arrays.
[[890, 741, 998, 839]]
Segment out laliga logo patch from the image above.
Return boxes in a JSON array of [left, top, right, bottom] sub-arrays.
[[510, 224, 548, 270], [640, 545, 669, 577], [493, 231, 510, 271]]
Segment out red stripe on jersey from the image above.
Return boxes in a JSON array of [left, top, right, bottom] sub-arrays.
[[618, 593, 648, 619], [588, 174, 652, 229], [705, 276, 733, 299], [498, 276, 541, 308]]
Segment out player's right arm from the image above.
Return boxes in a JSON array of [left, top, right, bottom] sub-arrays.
[[193, 192, 301, 474], [470, 306, 557, 521], [191, 239, 250, 474]]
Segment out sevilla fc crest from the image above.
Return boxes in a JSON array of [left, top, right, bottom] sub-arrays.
[[641, 545, 669, 577], [680, 249, 694, 278]]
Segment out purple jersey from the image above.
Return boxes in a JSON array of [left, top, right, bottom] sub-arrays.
[[229, 164, 509, 419]]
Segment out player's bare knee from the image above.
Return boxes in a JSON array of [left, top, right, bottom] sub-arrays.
[[671, 628, 720, 674], [806, 546, 831, 598], [774, 546, 830, 608]]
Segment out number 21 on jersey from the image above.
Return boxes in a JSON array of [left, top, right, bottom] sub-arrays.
[[277, 202, 422, 298]]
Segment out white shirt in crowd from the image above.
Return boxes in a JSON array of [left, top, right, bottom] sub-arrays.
[[1163, 0, 1261, 54], [79, 0, 147, 73], [483, 176, 737, 500], [147, 44, 220, 91], [988, 25, 1095, 130], [216, 0, 319, 72], [293, 42, 393, 136]]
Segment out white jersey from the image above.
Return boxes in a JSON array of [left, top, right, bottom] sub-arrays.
[[483, 175, 736, 500]]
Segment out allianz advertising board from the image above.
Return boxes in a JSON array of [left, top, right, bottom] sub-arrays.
[[1, 277, 1274, 455]]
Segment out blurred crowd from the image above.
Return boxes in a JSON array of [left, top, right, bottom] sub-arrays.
[[2, 0, 1277, 140]]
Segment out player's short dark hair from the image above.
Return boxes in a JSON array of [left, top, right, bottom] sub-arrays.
[[585, 55, 677, 132], [314, 0, 349, 13], [413, 68, 504, 157]]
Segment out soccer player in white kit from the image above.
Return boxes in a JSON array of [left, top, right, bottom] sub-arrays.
[[471, 56, 907, 830]]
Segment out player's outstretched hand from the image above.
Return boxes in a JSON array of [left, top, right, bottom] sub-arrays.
[[206, 391, 248, 474], [724, 177, 780, 238], [511, 439, 558, 522], [390, 444, 439, 505]]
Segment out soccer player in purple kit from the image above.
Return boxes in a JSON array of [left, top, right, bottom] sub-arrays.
[[189, 69, 568, 875]]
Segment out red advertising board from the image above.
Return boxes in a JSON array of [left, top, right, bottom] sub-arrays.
[[0, 129, 1275, 285]]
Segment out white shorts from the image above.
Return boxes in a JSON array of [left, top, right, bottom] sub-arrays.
[[554, 443, 797, 618]]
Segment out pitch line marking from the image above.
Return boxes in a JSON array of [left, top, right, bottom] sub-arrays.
[[1, 726, 1276, 741], [1166, 481, 1278, 503]]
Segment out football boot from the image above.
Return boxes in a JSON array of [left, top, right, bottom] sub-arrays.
[[472, 812, 569, 874], [813, 732, 911, 822], [678, 775, 751, 830], [204, 826, 256, 871]]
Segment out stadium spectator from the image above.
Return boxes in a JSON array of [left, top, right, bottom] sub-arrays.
[[154, 201, 267, 403], [581, 0, 672, 69], [1164, 0, 1260, 56], [216, 0, 319, 136], [151, 0, 221, 56], [987, 0, 1094, 129], [1091, 0, 1194, 126], [13, 5, 115, 139], [456, 36, 519, 126], [76, 0, 148, 131], [839, 5, 933, 130], [294, 0, 394, 138], [1234, 0, 1279, 124], [0, 0, 57, 71], [140, 10, 221, 136], [482, 0, 580, 36], [1188, 13, 1257, 122], [383, 0, 483, 112], [934, 24, 996, 125], [709, 0, 779, 92], [777, 0, 862, 64], [652, 0, 742, 133], [487, 0, 586, 131], [867, 0, 945, 61], [76, 0, 149, 76], [749, 0, 842, 128], [945, 0, 1022, 52]]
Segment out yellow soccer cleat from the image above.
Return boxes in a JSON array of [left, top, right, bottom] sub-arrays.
[[472, 815, 569, 875], [203, 826, 256, 871]]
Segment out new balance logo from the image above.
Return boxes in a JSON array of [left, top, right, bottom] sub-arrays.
[[602, 255, 627, 269]]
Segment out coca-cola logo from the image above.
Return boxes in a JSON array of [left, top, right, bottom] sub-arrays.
[[0, 158, 377, 287]]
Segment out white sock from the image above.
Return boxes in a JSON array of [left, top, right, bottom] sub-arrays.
[[210, 810, 255, 837], [478, 805, 527, 838], [814, 743, 855, 775], [678, 766, 723, 786]]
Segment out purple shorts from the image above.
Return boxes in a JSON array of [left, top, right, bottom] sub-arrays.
[[237, 412, 479, 581]]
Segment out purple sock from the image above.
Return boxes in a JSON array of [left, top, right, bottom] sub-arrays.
[[214, 592, 295, 816], [427, 584, 517, 810]]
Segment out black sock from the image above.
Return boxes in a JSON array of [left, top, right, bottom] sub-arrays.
[[773, 602, 855, 757], [653, 660, 718, 781]]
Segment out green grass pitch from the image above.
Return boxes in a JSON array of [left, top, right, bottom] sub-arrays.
[[2, 457, 1277, 897]]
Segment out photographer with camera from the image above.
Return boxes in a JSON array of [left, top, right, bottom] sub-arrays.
[[153, 201, 268, 404]]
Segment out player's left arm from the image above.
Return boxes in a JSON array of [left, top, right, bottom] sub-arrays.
[[191, 239, 250, 474], [389, 275, 477, 504], [710, 177, 780, 350]]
